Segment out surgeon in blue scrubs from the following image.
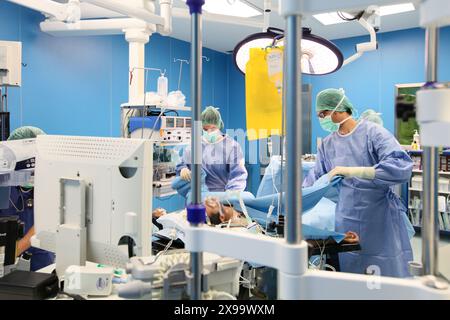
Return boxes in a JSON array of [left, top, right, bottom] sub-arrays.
[[0, 126, 55, 271], [176, 106, 248, 192], [304, 88, 414, 278]]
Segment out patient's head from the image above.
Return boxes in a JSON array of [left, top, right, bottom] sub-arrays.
[[153, 197, 245, 226], [204, 196, 238, 225]]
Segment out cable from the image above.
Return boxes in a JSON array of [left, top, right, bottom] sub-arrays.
[[19, 186, 32, 193], [156, 238, 173, 259], [309, 254, 336, 272], [239, 275, 253, 289], [163, 110, 179, 116], [337, 10, 364, 21], [266, 158, 280, 233], [314, 240, 327, 270], [224, 195, 233, 208], [148, 106, 167, 141], [324, 264, 336, 272], [141, 68, 150, 139], [9, 188, 25, 212], [57, 290, 86, 300], [143, 229, 176, 267], [122, 108, 133, 137], [237, 192, 253, 226]]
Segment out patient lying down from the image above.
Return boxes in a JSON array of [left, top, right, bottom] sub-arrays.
[[153, 196, 248, 228], [152, 196, 359, 244]]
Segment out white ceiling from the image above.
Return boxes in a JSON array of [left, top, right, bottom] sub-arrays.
[[50, 0, 422, 52], [170, 0, 421, 52]]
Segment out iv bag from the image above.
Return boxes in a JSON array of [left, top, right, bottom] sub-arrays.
[[157, 75, 168, 98]]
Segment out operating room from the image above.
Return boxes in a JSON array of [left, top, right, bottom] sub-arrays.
[[0, 0, 450, 301]]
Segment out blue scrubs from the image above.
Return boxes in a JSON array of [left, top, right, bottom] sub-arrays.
[[176, 135, 248, 192], [0, 187, 55, 271], [304, 120, 414, 277]]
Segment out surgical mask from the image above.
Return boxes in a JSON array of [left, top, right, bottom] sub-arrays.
[[319, 117, 339, 133], [203, 129, 220, 143], [319, 93, 351, 133]]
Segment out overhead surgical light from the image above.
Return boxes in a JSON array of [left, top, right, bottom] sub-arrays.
[[233, 27, 344, 75]]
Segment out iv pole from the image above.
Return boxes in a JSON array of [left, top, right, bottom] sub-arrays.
[[185, 0, 206, 301]]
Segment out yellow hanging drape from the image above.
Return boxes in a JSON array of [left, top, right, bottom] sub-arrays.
[[245, 47, 283, 141]]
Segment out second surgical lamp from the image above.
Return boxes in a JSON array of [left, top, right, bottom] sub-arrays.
[[233, 27, 344, 75], [233, 6, 380, 75]]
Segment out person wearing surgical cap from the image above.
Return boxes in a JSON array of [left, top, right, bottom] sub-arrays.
[[8, 126, 45, 140], [303, 88, 414, 278], [0, 126, 55, 271], [360, 109, 384, 126], [176, 106, 248, 192]]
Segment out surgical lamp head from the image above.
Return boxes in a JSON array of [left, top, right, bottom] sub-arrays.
[[233, 27, 344, 75]]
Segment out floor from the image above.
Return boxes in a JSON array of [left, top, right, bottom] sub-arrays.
[[410, 235, 450, 279]]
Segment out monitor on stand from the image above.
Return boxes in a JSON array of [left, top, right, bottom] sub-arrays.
[[31, 135, 153, 276]]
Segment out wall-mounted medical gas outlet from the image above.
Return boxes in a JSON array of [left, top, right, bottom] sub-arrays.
[[0, 41, 22, 87]]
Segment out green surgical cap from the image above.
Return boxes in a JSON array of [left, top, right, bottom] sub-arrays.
[[8, 126, 45, 141], [361, 109, 384, 126], [201, 106, 224, 130], [316, 88, 355, 114]]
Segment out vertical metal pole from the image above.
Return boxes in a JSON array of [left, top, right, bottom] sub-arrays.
[[186, 0, 205, 301], [190, 12, 203, 300], [263, 0, 271, 31], [278, 46, 287, 218], [421, 26, 439, 277], [191, 13, 202, 206], [284, 15, 302, 244]]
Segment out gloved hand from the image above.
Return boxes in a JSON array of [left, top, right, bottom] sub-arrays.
[[180, 168, 191, 181], [328, 166, 375, 180]]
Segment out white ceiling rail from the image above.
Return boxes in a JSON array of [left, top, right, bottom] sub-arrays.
[[80, 0, 164, 26], [76, 0, 172, 36], [288, 0, 421, 15], [6, 0, 81, 23], [39, 18, 153, 37], [78, 2, 125, 19]]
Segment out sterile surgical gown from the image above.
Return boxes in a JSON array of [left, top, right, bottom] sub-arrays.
[[303, 120, 414, 278], [176, 135, 248, 192]]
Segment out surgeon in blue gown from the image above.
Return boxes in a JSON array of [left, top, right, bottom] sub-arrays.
[[0, 126, 55, 271], [176, 106, 248, 192], [303, 88, 414, 278]]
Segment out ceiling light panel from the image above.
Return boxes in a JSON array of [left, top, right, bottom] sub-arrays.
[[202, 0, 262, 18]]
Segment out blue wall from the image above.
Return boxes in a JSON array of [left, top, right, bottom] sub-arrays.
[[0, 2, 230, 210]]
